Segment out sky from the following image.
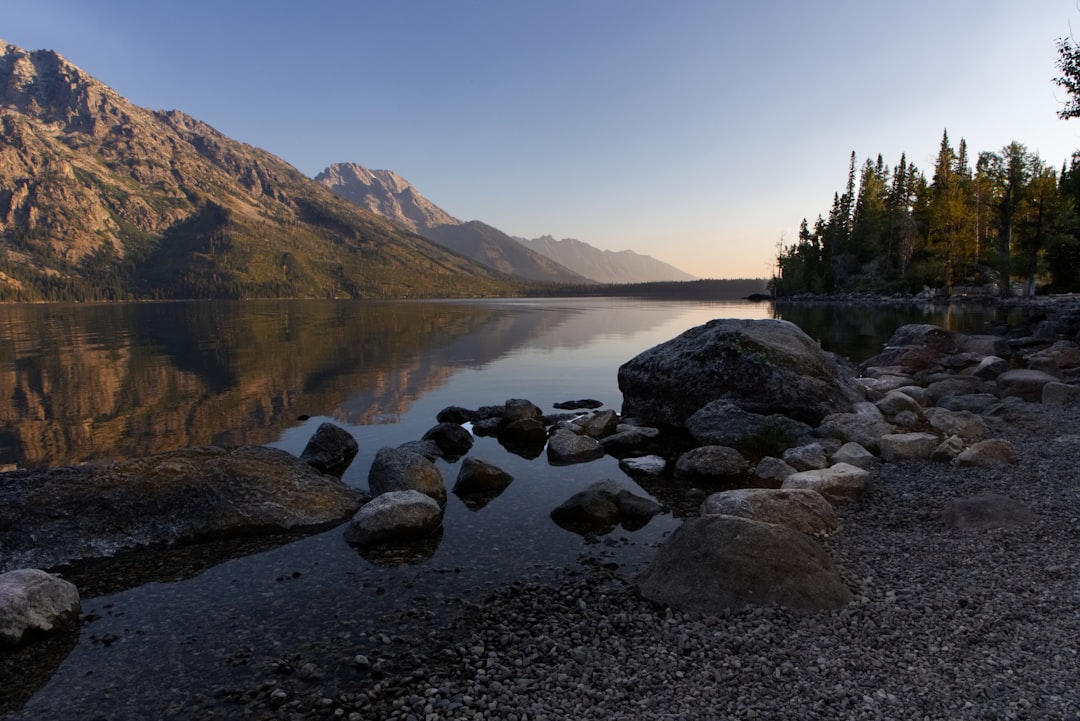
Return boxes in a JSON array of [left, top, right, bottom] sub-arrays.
[[5, 1, 1080, 279]]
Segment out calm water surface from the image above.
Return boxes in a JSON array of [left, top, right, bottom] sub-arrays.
[[0, 297, 1016, 717]]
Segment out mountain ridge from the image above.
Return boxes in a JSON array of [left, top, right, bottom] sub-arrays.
[[517, 234, 697, 284], [316, 162, 589, 284], [0, 40, 514, 300]]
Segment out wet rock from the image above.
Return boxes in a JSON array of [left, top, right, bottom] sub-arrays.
[[577, 410, 620, 439], [619, 318, 864, 427], [299, 422, 359, 477], [368, 447, 446, 506], [421, 422, 474, 461], [637, 515, 852, 613], [700, 488, 839, 536], [497, 418, 548, 459], [436, 406, 476, 424], [501, 398, 544, 423], [617, 455, 668, 477], [599, 428, 654, 454], [0, 569, 81, 649], [550, 481, 661, 536], [452, 458, 513, 509], [0, 446, 363, 573], [344, 491, 442, 546], [546, 429, 604, 465]]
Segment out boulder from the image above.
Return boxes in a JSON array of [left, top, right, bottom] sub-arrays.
[[781, 443, 828, 472], [436, 405, 476, 424], [781, 463, 871, 504], [452, 457, 513, 503], [577, 410, 620, 439], [0, 569, 81, 649], [935, 393, 1004, 415], [368, 447, 446, 506], [497, 417, 548, 459], [830, 442, 881, 471], [344, 491, 443, 546], [930, 435, 966, 462], [546, 428, 605, 465], [941, 493, 1036, 530], [700, 488, 839, 536], [618, 455, 668, 477], [599, 428, 654, 454], [501, 398, 544, 423], [637, 515, 852, 613], [954, 439, 1017, 467], [675, 445, 749, 481], [997, 369, 1061, 402], [618, 318, 863, 427], [924, 408, 987, 442], [972, 355, 1010, 380], [752, 456, 798, 483], [879, 432, 941, 462], [874, 390, 923, 420], [550, 481, 661, 535], [299, 422, 359, 477], [0, 446, 363, 573], [1022, 340, 1080, 377], [858, 324, 958, 376], [1043, 381, 1080, 406], [421, 422, 474, 461], [815, 409, 894, 454]]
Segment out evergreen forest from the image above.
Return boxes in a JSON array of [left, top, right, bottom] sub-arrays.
[[771, 36, 1080, 299]]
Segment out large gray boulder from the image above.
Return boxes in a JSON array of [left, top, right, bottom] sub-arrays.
[[343, 491, 443, 546], [547, 428, 604, 465], [858, 324, 958, 377], [674, 445, 749, 481], [0, 569, 81, 649], [700, 488, 839, 536], [618, 318, 864, 427], [368, 447, 446, 505], [637, 515, 852, 613], [0, 446, 364, 573]]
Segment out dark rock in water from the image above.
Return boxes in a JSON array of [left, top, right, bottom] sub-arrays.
[[498, 417, 548, 459], [436, 405, 476, 424], [618, 318, 863, 427], [453, 458, 513, 510], [941, 493, 1036, 530], [343, 490, 444, 546], [501, 398, 544, 422], [637, 515, 852, 613], [550, 481, 661, 536], [599, 428, 653, 455], [577, 410, 620, 439], [421, 422, 474, 461], [0, 446, 363, 574], [858, 324, 959, 376], [0, 569, 81, 649], [349, 526, 444, 567], [553, 399, 604, 410], [617, 455, 668, 477], [546, 428, 605, 465], [368, 447, 446, 506], [396, 439, 443, 461], [299, 422, 359, 477], [471, 416, 506, 437]]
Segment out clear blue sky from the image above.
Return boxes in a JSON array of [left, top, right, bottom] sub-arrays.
[[5, 0, 1080, 279]]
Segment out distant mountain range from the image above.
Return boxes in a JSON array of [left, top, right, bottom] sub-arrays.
[[315, 162, 696, 284], [517, 235, 696, 284], [315, 163, 588, 284], [0, 40, 515, 300]]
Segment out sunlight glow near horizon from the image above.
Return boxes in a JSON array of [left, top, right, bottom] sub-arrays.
[[5, 0, 1080, 279]]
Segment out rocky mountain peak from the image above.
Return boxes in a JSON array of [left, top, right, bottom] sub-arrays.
[[315, 162, 460, 233]]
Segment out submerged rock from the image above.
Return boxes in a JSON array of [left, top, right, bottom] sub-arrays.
[[0, 446, 363, 573], [344, 491, 443, 547], [299, 422, 359, 477]]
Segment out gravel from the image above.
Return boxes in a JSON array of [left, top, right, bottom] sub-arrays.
[[112, 397, 1079, 721]]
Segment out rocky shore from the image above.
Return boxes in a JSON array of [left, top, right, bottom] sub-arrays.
[[7, 296, 1080, 719], [174, 396, 1078, 721]]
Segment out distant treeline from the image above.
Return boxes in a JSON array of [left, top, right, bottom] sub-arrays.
[[526, 278, 770, 300]]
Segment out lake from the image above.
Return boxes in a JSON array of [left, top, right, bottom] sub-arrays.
[[0, 297, 1018, 717]]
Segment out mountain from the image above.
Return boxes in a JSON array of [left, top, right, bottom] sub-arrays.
[[517, 235, 697, 284], [315, 162, 590, 284], [0, 40, 515, 301]]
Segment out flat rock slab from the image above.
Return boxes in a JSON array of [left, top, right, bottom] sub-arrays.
[[0, 446, 363, 573]]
